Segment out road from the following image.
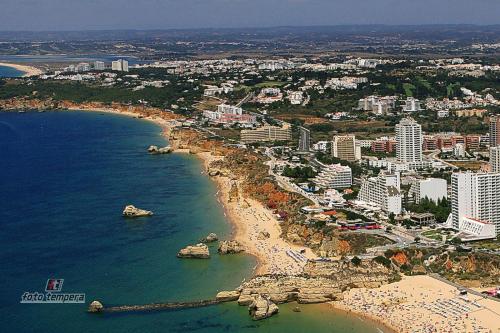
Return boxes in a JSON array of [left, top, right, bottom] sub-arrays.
[[427, 150, 459, 170], [429, 273, 500, 303]]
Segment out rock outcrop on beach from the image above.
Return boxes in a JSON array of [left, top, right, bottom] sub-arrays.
[[122, 205, 153, 217], [236, 259, 394, 305], [215, 290, 241, 302], [177, 243, 210, 259], [88, 300, 104, 313], [200, 233, 218, 243], [148, 145, 172, 154], [218, 240, 244, 254], [248, 295, 279, 320]]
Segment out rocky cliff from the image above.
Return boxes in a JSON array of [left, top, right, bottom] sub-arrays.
[[236, 259, 393, 305]]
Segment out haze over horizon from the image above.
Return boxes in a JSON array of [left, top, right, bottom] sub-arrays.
[[0, 0, 499, 31]]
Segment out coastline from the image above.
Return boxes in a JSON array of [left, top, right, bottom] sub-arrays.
[[0, 62, 43, 77], [4, 107, 499, 333], [170, 144, 317, 276]]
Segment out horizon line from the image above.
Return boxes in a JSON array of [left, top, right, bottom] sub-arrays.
[[1, 23, 500, 34]]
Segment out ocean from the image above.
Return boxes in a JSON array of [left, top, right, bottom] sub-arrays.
[[0, 65, 25, 77], [0, 110, 385, 332]]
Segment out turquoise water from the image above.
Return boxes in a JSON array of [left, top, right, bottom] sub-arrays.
[[0, 111, 386, 332], [0, 65, 25, 77]]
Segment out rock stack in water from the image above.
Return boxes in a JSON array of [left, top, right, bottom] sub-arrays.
[[177, 243, 210, 259], [122, 205, 153, 217], [88, 300, 104, 313], [218, 240, 244, 254], [148, 145, 172, 154], [200, 233, 218, 243], [248, 295, 279, 320]]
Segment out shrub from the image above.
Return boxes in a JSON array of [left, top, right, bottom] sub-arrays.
[[351, 256, 362, 266], [373, 256, 392, 268]]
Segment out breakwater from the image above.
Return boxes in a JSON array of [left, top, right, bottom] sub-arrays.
[[90, 299, 222, 313]]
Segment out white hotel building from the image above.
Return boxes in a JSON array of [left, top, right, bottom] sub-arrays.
[[357, 173, 402, 215], [451, 172, 500, 237], [313, 163, 352, 190]]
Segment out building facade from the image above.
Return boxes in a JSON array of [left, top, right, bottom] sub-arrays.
[[111, 59, 129, 72], [94, 61, 105, 70], [395, 118, 423, 163], [332, 135, 361, 161], [491, 146, 500, 173], [408, 178, 448, 204], [358, 173, 402, 215], [313, 164, 352, 189], [240, 125, 292, 143], [298, 127, 311, 152], [402, 97, 423, 112], [451, 172, 500, 235], [490, 115, 500, 147]]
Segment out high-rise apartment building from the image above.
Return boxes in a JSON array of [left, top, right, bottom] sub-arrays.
[[489, 115, 500, 147], [490, 146, 500, 173], [111, 59, 129, 72], [332, 135, 361, 161], [395, 118, 422, 163], [451, 172, 500, 235], [298, 127, 311, 152], [94, 61, 105, 70]]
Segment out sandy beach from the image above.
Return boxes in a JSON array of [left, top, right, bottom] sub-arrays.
[[188, 151, 317, 275], [0, 62, 43, 77], [331, 275, 500, 333]]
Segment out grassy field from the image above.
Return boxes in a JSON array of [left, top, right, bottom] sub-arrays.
[[194, 97, 223, 111], [253, 81, 287, 88], [403, 83, 416, 97], [422, 229, 446, 241], [448, 160, 487, 171]]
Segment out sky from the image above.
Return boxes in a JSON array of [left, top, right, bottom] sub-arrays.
[[0, 0, 499, 31]]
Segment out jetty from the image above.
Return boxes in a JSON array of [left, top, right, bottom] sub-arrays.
[[88, 299, 222, 314]]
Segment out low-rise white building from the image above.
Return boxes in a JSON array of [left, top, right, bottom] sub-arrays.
[[402, 97, 423, 112], [455, 216, 496, 241], [287, 91, 304, 105], [358, 173, 402, 215]]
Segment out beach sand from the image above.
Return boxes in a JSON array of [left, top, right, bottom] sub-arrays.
[[331, 275, 500, 333], [191, 151, 317, 275], [0, 62, 43, 77]]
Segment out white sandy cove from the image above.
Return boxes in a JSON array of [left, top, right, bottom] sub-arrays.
[[0, 62, 43, 77]]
